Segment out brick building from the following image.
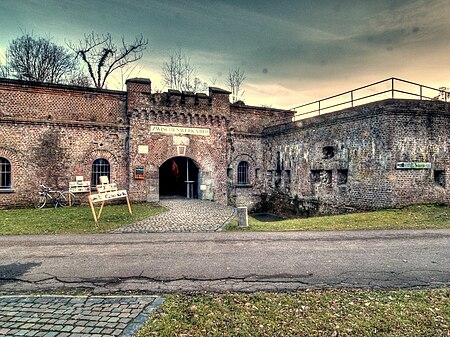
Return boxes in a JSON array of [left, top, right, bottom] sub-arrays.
[[1, 77, 450, 215]]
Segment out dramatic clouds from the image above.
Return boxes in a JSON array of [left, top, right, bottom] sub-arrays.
[[1, 0, 449, 108]]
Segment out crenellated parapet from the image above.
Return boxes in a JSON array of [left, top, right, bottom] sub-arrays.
[[126, 78, 231, 127], [129, 108, 229, 128]]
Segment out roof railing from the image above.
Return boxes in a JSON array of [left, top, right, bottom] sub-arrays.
[[291, 77, 450, 121]]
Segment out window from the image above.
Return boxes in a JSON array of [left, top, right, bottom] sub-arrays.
[[323, 146, 335, 159], [311, 170, 321, 183], [237, 161, 249, 185], [434, 170, 445, 188], [325, 170, 333, 186], [0, 157, 11, 189], [283, 170, 291, 192], [91, 158, 110, 186], [338, 169, 348, 185], [276, 151, 281, 171]]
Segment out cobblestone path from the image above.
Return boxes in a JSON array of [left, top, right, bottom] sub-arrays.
[[0, 295, 164, 337], [112, 198, 236, 233]]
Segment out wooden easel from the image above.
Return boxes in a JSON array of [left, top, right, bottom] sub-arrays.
[[88, 176, 132, 228]]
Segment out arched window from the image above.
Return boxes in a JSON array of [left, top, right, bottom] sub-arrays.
[[91, 158, 110, 186], [0, 157, 11, 189], [237, 161, 249, 185]]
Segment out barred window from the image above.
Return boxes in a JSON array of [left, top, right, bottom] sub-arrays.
[[237, 161, 249, 185], [91, 158, 110, 186], [0, 157, 11, 189]]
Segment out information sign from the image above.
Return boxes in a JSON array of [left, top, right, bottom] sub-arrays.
[[150, 125, 210, 136], [396, 162, 431, 170]]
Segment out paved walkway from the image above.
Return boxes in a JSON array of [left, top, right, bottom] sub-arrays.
[[0, 295, 164, 337], [112, 198, 235, 233], [0, 199, 234, 336]]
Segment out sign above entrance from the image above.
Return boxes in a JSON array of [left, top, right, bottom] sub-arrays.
[[150, 125, 210, 136]]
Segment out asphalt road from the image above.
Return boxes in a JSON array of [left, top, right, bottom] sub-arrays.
[[0, 229, 449, 293]]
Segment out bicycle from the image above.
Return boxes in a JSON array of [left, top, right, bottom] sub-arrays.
[[35, 184, 75, 209]]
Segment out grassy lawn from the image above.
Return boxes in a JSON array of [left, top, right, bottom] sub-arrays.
[[227, 204, 450, 231], [137, 288, 449, 337], [0, 203, 166, 235]]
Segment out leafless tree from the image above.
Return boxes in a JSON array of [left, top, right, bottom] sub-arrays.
[[0, 51, 11, 78], [111, 63, 143, 90], [161, 49, 197, 92], [69, 32, 148, 89], [66, 70, 92, 87], [4, 33, 77, 83], [209, 76, 218, 85], [227, 67, 246, 103], [192, 77, 209, 93], [161, 49, 209, 93]]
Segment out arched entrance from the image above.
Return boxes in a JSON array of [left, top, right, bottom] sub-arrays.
[[159, 157, 199, 198]]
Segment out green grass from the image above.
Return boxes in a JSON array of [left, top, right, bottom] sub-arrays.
[[0, 203, 166, 235], [137, 288, 450, 337], [226, 204, 450, 231], [3, 203, 450, 235]]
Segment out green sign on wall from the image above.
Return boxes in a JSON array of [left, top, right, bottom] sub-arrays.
[[396, 162, 431, 170]]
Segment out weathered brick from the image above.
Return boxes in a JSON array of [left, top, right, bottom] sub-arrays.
[[1, 77, 449, 216]]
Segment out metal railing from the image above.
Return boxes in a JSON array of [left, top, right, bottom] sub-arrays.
[[291, 77, 450, 120]]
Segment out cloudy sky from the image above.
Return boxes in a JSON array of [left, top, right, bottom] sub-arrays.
[[1, 0, 449, 109]]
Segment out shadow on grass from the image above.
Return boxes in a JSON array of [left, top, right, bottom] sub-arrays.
[[251, 213, 286, 222]]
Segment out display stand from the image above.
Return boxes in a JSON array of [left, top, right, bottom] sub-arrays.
[[88, 176, 132, 228], [68, 176, 91, 206]]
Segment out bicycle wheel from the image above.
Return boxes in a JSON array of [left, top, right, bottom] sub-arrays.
[[35, 195, 47, 209], [56, 191, 68, 207], [62, 191, 76, 207]]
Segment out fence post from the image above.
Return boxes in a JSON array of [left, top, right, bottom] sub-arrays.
[[318, 101, 321, 115], [391, 78, 394, 99], [420, 85, 423, 100], [351, 91, 354, 107]]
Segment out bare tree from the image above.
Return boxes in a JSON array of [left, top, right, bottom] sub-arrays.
[[0, 51, 11, 78], [161, 49, 196, 91], [227, 67, 246, 103], [192, 77, 209, 93], [111, 63, 143, 90], [161, 49, 209, 93], [66, 70, 92, 87], [69, 32, 148, 89], [4, 33, 77, 83], [209, 76, 218, 85]]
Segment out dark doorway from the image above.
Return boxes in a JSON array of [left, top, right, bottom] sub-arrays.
[[159, 157, 199, 198]]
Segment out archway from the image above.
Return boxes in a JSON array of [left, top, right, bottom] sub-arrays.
[[159, 157, 199, 198]]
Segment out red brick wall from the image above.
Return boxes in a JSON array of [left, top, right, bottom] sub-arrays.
[[0, 78, 127, 124], [229, 104, 293, 133], [126, 81, 230, 204], [227, 105, 293, 208], [0, 79, 128, 208], [0, 120, 128, 207], [4, 76, 449, 215]]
